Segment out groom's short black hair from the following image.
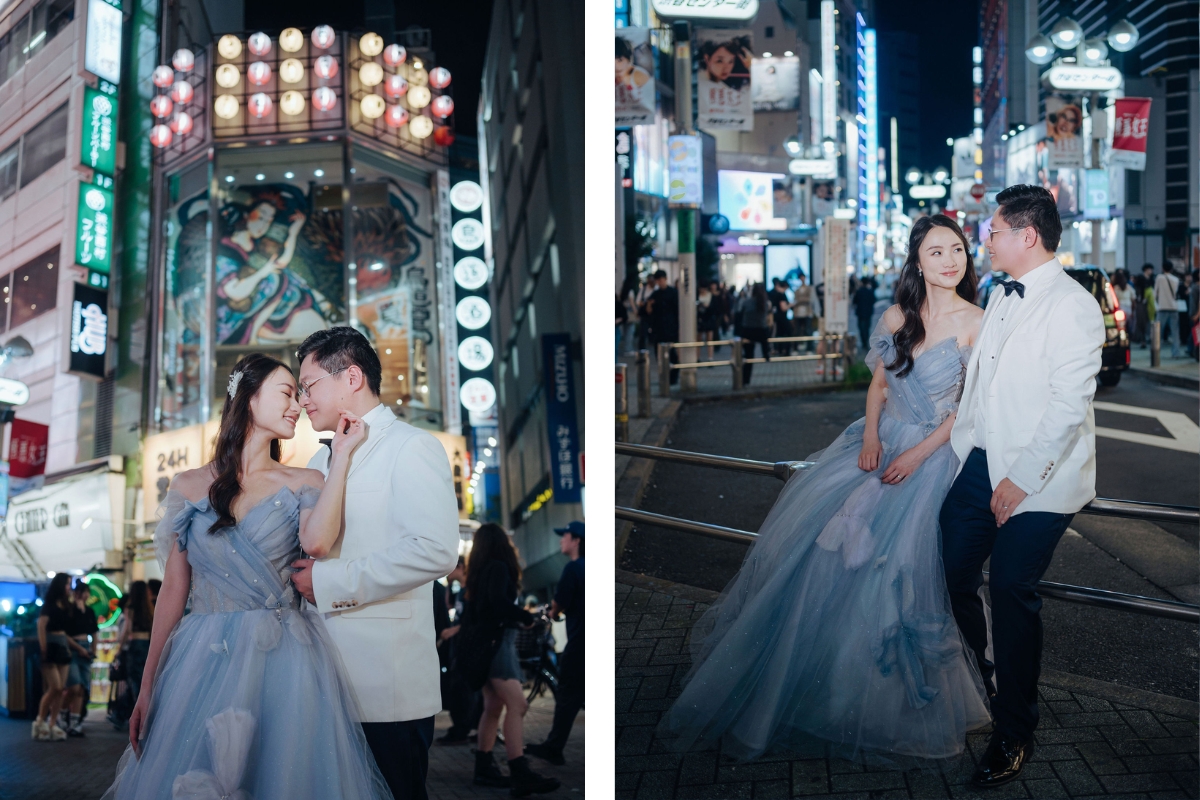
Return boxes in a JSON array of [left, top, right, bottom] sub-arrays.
[[296, 326, 382, 396], [995, 184, 1062, 253]]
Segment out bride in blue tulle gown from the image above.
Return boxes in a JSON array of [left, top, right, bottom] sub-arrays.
[[103, 353, 391, 800], [658, 216, 994, 763]]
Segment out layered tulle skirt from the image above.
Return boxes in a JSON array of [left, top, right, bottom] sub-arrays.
[[102, 605, 391, 800], [657, 412, 992, 762]]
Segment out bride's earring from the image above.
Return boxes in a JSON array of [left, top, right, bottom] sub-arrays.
[[918, 268, 923, 276]]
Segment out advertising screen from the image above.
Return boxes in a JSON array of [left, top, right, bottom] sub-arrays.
[[765, 245, 811, 288]]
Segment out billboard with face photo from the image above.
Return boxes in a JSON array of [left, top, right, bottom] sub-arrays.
[[751, 56, 800, 112], [616, 28, 656, 127], [696, 30, 753, 131], [1045, 97, 1084, 169]]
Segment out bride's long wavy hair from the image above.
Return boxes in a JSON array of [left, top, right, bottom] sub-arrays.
[[207, 353, 290, 533], [888, 215, 977, 378]]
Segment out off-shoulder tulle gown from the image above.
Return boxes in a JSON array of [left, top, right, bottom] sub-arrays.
[[657, 318, 993, 762], [102, 485, 392, 800]]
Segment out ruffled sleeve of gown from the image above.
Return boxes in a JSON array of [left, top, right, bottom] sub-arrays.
[[152, 487, 208, 573], [864, 316, 897, 374], [295, 483, 321, 511]]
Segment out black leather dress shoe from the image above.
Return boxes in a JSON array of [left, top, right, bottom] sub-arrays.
[[972, 734, 1034, 787]]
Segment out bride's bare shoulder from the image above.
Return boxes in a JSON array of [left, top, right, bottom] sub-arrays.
[[279, 465, 325, 492], [171, 466, 215, 501], [959, 301, 985, 345]]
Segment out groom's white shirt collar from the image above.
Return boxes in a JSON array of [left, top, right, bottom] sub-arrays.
[[361, 402, 391, 426], [1006, 256, 1061, 297]]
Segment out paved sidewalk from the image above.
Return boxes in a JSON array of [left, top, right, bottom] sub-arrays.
[[615, 573, 1199, 800], [0, 692, 583, 800], [1128, 346, 1199, 389]]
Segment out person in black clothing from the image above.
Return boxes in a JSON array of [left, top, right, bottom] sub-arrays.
[[853, 277, 877, 357], [465, 524, 560, 795], [645, 270, 680, 384], [526, 522, 585, 766], [33, 573, 78, 741], [436, 558, 481, 746], [63, 579, 99, 736], [769, 279, 793, 354], [736, 283, 773, 385]]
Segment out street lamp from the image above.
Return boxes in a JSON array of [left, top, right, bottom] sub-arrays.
[[1082, 38, 1109, 65], [932, 166, 949, 184], [783, 135, 802, 157], [904, 166, 922, 186], [1106, 19, 1140, 52], [1048, 17, 1083, 50], [1025, 33, 1056, 65]]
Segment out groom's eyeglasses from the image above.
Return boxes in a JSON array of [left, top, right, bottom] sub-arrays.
[[988, 226, 1028, 241], [298, 368, 346, 398]]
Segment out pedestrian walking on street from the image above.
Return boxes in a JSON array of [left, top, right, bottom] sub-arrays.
[[1155, 262, 1182, 357], [526, 522, 585, 767], [32, 573, 75, 742], [790, 272, 816, 353], [657, 214, 991, 764], [645, 270, 680, 385], [736, 283, 772, 386], [461, 524, 560, 796], [1177, 269, 1193, 358], [1136, 263, 1156, 347], [63, 579, 99, 737], [436, 557, 481, 747], [1189, 270, 1200, 360], [114, 581, 154, 728], [942, 184, 1104, 788], [769, 279, 793, 355], [853, 277, 878, 360], [1112, 270, 1136, 342]]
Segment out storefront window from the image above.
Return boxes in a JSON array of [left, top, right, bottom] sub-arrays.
[[9, 247, 58, 328]]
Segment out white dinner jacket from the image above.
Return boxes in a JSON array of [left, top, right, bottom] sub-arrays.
[[950, 258, 1105, 515], [307, 403, 459, 722]]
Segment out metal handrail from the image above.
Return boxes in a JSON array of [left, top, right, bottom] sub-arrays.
[[616, 442, 1200, 524], [614, 506, 1200, 623]]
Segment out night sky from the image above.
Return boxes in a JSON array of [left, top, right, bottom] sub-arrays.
[[875, 0, 980, 173], [244, 0, 494, 137]]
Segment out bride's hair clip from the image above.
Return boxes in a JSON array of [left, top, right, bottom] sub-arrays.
[[227, 370, 244, 400]]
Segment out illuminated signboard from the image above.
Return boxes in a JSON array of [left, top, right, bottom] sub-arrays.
[[80, 81, 119, 176], [69, 283, 109, 379], [84, 0, 123, 84], [75, 179, 114, 274], [650, 0, 759, 21]]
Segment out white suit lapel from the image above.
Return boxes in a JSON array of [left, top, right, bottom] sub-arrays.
[[992, 262, 1062, 356], [346, 408, 396, 480]]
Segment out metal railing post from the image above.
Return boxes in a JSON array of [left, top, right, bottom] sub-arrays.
[[615, 363, 629, 442], [823, 334, 831, 382], [636, 349, 651, 418], [731, 337, 744, 391], [1151, 320, 1161, 367], [844, 334, 856, 376], [657, 343, 671, 397]]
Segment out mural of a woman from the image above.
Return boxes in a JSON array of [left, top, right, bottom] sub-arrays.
[[216, 188, 336, 345]]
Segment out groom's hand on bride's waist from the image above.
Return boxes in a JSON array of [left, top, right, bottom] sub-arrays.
[[990, 479, 1028, 527], [290, 559, 317, 604]]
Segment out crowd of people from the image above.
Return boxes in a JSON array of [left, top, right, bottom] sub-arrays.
[[1111, 262, 1200, 360], [618, 270, 887, 385]]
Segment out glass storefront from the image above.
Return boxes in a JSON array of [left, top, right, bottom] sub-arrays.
[[153, 138, 447, 434]]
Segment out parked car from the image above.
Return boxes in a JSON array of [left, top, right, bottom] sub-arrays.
[[1065, 265, 1130, 387]]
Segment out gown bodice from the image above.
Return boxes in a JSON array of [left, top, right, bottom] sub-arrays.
[[865, 319, 972, 434]]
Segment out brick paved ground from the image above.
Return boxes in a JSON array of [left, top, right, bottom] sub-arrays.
[[615, 576, 1199, 800], [0, 692, 583, 799]]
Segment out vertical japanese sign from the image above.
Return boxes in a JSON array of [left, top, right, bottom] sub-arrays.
[[696, 29, 753, 131], [84, 0, 123, 84], [821, 218, 850, 334], [76, 179, 114, 274], [615, 28, 656, 127], [1110, 97, 1151, 171], [81, 81, 119, 176], [667, 135, 702, 207], [541, 333, 581, 505]]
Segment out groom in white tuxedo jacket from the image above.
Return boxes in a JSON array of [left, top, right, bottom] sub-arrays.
[[289, 327, 459, 800], [940, 185, 1104, 788]]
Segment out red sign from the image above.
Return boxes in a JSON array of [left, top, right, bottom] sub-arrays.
[[970, 183, 987, 200], [9, 419, 48, 478], [1110, 97, 1151, 170]]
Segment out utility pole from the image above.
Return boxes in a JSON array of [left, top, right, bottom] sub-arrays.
[[673, 21, 697, 392], [1090, 90, 1105, 267]]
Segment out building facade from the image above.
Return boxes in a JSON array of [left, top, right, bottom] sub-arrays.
[[480, 0, 584, 597]]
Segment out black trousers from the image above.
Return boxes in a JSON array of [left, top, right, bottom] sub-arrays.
[[362, 716, 436, 800], [741, 328, 771, 384], [939, 449, 1073, 742], [543, 645, 584, 752]]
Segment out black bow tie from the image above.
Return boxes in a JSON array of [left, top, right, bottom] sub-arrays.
[[996, 278, 1025, 298]]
